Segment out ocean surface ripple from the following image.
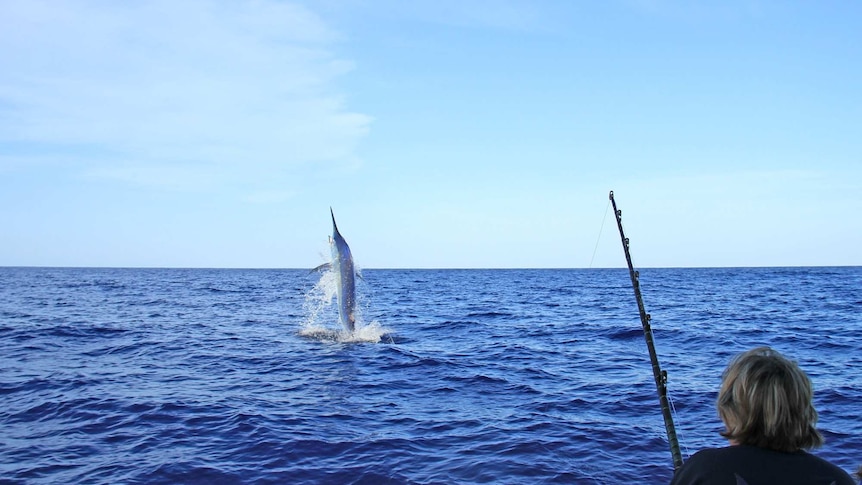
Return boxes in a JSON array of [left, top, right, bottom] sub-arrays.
[[1, 267, 860, 483]]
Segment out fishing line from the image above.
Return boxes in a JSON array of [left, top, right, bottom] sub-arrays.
[[667, 390, 691, 459], [589, 198, 612, 268]]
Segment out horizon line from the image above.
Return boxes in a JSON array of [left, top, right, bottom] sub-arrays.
[[1, 264, 859, 271]]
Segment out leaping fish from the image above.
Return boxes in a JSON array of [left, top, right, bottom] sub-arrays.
[[313, 208, 357, 332]]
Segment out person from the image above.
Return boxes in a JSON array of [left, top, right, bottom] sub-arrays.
[[670, 347, 855, 485]]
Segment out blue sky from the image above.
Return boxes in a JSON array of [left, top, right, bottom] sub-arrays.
[[1, 1, 860, 268]]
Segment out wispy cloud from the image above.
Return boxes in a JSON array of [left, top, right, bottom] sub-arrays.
[[0, 0, 371, 192]]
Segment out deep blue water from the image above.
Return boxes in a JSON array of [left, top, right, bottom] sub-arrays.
[[1, 266, 860, 484]]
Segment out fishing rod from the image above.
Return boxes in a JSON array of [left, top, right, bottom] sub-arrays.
[[609, 190, 683, 471]]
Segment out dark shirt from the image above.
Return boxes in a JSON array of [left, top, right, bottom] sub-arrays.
[[669, 445, 855, 485]]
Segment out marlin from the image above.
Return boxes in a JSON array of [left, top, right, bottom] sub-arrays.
[[316, 208, 357, 332]]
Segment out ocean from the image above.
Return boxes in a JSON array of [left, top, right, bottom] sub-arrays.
[[1, 266, 859, 484]]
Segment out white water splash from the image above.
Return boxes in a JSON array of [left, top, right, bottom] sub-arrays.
[[301, 267, 392, 343]]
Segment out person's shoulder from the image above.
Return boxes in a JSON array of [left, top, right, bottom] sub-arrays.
[[671, 446, 782, 484], [672, 447, 856, 485], [685, 445, 746, 462], [670, 447, 737, 485], [799, 452, 857, 485]]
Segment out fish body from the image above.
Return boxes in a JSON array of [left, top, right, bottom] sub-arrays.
[[329, 208, 356, 332]]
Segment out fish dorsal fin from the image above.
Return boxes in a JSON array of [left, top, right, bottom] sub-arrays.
[[310, 262, 332, 274]]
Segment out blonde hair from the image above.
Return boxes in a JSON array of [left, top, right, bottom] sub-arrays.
[[716, 347, 823, 452]]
